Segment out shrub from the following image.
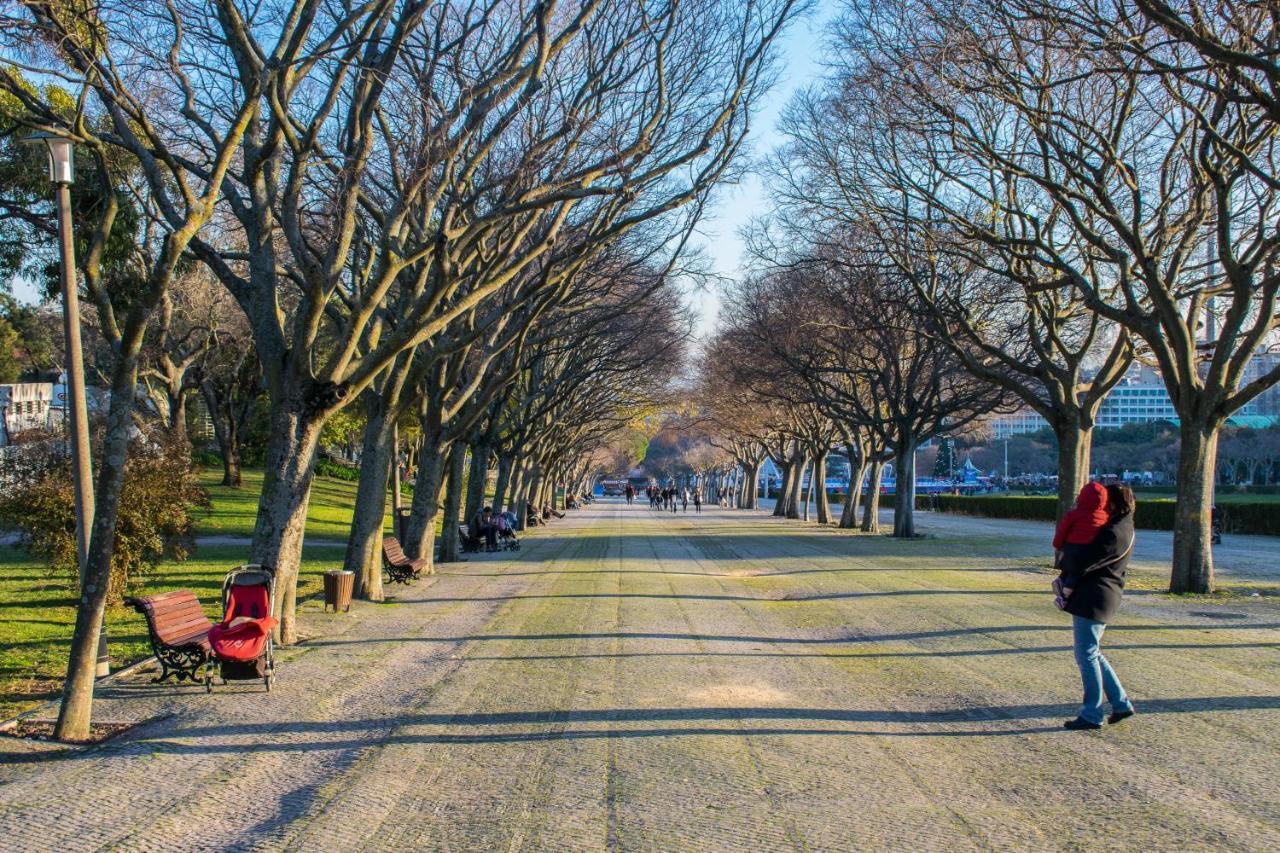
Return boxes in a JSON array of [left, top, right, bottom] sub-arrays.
[[190, 448, 224, 469], [0, 427, 210, 604], [924, 494, 1278, 536], [315, 458, 360, 482]]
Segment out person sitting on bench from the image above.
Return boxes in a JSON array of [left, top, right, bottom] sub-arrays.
[[469, 506, 499, 551]]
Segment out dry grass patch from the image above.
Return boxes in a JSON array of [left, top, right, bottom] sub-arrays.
[[687, 682, 796, 706]]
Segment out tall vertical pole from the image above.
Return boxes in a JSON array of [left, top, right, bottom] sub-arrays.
[[55, 181, 107, 677], [390, 421, 402, 539], [1003, 438, 1009, 483]]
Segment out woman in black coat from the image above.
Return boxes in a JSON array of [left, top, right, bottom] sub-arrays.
[[1058, 483, 1138, 730]]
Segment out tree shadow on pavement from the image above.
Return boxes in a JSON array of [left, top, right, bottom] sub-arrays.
[[303, 622, 1280, 648], [456, 640, 1275, 662], [389, 589, 1040, 605], [7, 695, 1276, 764]]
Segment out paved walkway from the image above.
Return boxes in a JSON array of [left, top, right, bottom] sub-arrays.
[[2, 501, 1278, 850]]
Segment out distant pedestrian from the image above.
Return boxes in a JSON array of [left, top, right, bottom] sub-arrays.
[[625, 483, 634, 505], [693, 489, 701, 513], [1055, 482, 1137, 730], [681, 488, 688, 513]]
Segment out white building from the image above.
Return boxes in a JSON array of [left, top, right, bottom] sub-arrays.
[[0, 382, 55, 445], [991, 410, 1050, 439], [990, 353, 1280, 437], [1095, 366, 1179, 428]]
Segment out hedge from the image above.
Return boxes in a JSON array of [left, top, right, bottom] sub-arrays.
[[315, 459, 360, 482], [926, 494, 1280, 537]]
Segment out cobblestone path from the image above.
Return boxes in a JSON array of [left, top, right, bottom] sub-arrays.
[[2, 501, 1279, 851]]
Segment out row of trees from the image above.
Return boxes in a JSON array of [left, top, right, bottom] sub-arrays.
[[0, 0, 801, 740], [694, 0, 1280, 596]]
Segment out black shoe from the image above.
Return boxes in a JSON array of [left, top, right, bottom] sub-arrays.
[[1108, 708, 1136, 725], [1063, 717, 1102, 730]]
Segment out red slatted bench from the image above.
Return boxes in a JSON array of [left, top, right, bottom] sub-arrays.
[[382, 536, 426, 584], [125, 590, 213, 683]]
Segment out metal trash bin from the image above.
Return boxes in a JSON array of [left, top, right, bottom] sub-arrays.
[[323, 570, 355, 613]]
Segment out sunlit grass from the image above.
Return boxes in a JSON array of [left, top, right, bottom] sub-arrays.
[[0, 466, 373, 719], [0, 543, 346, 720], [196, 468, 394, 540]]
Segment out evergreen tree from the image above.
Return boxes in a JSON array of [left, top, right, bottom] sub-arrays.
[[933, 439, 956, 481]]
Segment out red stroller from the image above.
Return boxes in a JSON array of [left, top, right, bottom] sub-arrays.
[[205, 565, 277, 692]]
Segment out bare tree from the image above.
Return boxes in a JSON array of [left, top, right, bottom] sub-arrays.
[[727, 253, 1010, 537], [3, 1, 265, 737], [853, 0, 1280, 590]]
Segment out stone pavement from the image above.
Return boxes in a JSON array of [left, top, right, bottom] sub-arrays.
[[2, 500, 1279, 851]]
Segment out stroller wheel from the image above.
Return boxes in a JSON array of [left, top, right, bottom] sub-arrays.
[[205, 673, 213, 693], [264, 674, 272, 692]]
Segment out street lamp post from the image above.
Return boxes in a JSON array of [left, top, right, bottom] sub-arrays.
[[26, 132, 108, 678]]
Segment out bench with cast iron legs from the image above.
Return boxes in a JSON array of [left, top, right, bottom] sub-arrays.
[[125, 590, 213, 683], [381, 535, 427, 584]]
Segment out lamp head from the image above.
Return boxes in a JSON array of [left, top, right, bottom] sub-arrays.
[[23, 132, 75, 185]]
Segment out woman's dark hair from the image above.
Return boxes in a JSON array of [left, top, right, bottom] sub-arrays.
[[1106, 483, 1135, 519]]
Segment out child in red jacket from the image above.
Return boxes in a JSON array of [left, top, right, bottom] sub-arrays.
[[1052, 482, 1109, 608]]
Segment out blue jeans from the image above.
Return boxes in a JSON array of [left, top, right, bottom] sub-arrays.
[[1072, 615, 1132, 724]]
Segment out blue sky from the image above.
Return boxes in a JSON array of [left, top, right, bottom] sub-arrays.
[[688, 1, 837, 337]]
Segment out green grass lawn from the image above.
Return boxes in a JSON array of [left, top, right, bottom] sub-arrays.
[[0, 467, 371, 720], [1131, 488, 1280, 503], [0, 543, 346, 720], [1, 466, 478, 719], [196, 469, 393, 540]]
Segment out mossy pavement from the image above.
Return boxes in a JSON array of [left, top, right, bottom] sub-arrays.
[[1, 500, 1278, 850]]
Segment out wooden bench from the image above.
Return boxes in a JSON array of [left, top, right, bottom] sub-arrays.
[[125, 590, 213, 683], [382, 536, 427, 584]]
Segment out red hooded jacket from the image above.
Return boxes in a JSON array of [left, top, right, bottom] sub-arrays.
[[1053, 482, 1110, 549]]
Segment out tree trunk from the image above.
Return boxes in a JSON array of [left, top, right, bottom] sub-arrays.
[[170, 388, 189, 443], [249, 398, 326, 645], [511, 458, 529, 528], [520, 464, 541, 528], [403, 436, 448, 567], [772, 456, 793, 517], [893, 438, 918, 538], [785, 452, 805, 520], [55, 352, 140, 741], [342, 398, 393, 601], [802, 459, 813, 521], [465, 442, 491, 522], [437, 441, 468, 563], [1170, 420, 1219, 594], [493, 452, 514, 512], [841, 449, 866, 530], [743, 459, 762, 509], [222, 443, 242, 488], [814, 452, 830, 524], [862, 459, 883, 533], [1053, 420, 1094, 520], [201, 381, 242, 487]]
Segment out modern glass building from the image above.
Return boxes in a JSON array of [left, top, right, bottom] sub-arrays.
[[990, 352, 1280, 438]]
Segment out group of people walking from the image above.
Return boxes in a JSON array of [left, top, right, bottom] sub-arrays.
[[638, 483, 701, 513]]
